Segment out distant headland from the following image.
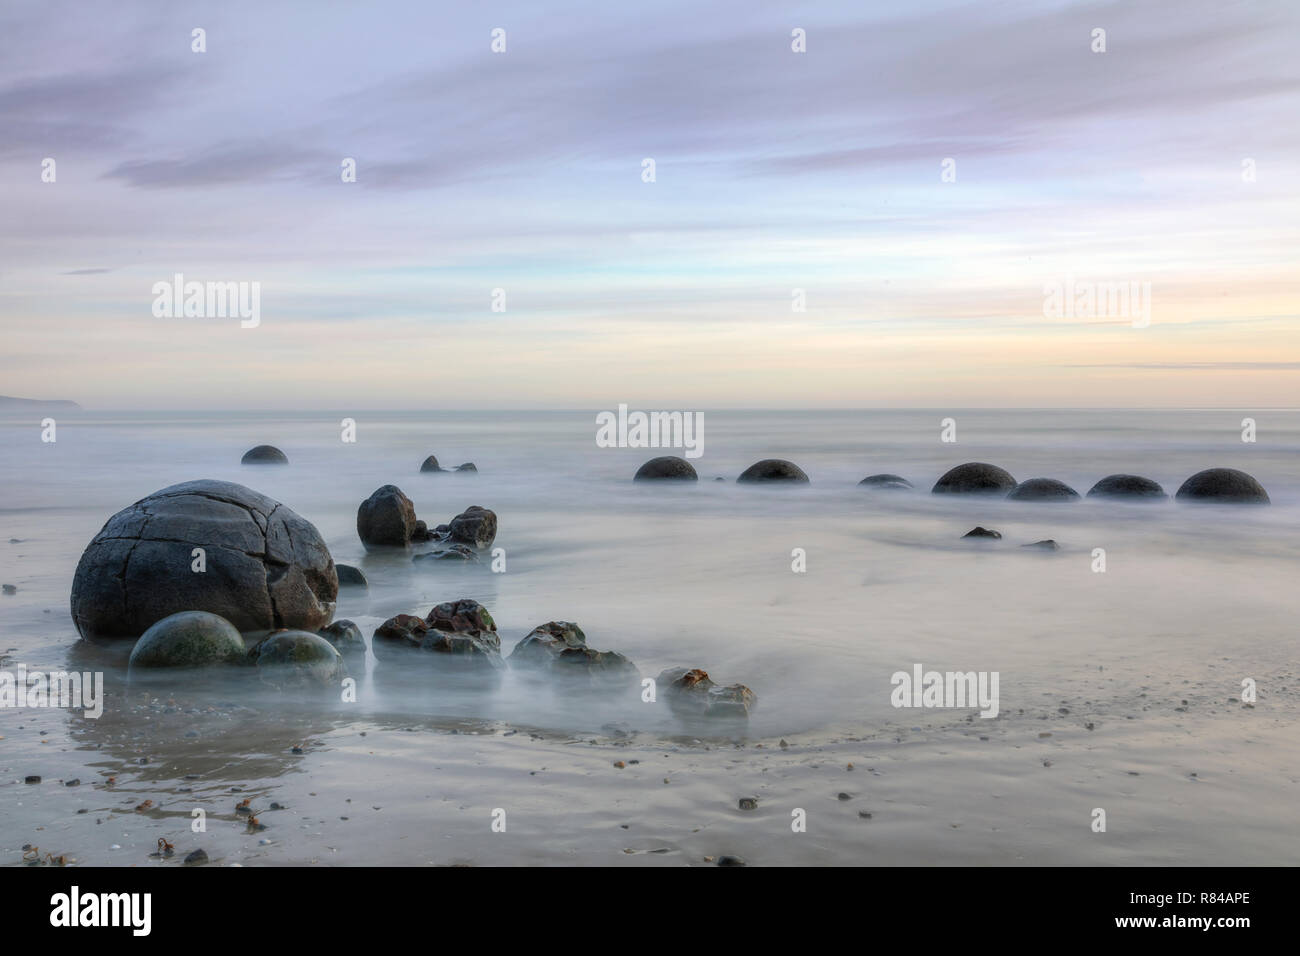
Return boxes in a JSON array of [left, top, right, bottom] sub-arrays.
[[0, 395, 82, 411]]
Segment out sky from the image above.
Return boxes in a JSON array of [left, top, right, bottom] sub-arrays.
[[1, 0, 1297, 409]]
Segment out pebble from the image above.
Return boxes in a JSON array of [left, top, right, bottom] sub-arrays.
[[738, 797, 758, 811], [837, 792, 852, 801], [184, 848, 208, 865], [65, 779, 80, 787], [716, 855, 747, 867]]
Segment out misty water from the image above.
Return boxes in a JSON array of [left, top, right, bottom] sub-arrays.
[[3, 408, 1296, 740]]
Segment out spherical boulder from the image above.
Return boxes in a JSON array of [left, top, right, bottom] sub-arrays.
[[357, 485, 417, 549], [419, 455, 442, 473], [252, 630, 347, 687], [1006, 478, 1080, 502], [241, 445, 288, 465], [71, 479, 337, 640], [634, 456, 698, 481], [1175, 468, 1269, 504], [931, 462, 1016, 495], [128, 611, 245, 669], [1086, 474, 1167, 500], [736, 459, 809, 484], [858, 474, 913, 490]]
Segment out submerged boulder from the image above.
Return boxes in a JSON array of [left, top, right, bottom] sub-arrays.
[[962, 526, 1001, 539], [1086, 474, 1167, 500], [454, 462, 477, 473], [251, 630, 347, 687], [357, 485, 417, 549], [71, 479, 337, 640], [736, 459, 809, 484], [413, 544, 478, 564], [509, 621, 639, 686], [858, 474, 913, 490], [419, 455, 442, 473], [241, 445, 288, 465], [1175, 468, 1269, 504], [318, 619, 365, 660], [128, 611, 245, 669], [634, 456, 698, 481], [1006, 478, 1080, 502], [335, 564, 368, 588], [932, 462, 1016, 495], [1021, 539, 1061, 551], [447, 505, 497, 549], [372, 600, 502, 669], [657, 667, 756, 719]]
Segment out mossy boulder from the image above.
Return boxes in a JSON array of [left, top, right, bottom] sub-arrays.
[[128, 611, 245, 669]]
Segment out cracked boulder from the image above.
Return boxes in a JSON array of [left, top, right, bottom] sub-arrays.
[[657, 666, 756, 719], [71, 479, 337, 640], [509, 621, 639, 687]]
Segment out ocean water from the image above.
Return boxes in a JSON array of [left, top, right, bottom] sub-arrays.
[[2, 408, 1297, 739]]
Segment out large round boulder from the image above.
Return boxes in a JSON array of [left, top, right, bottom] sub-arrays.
[[1175, 468, 1269, 504], [357, 485, 417, 549], [1086, 474, 1167, 500], [128, 611, 245, 669], [736, 459, 809, 484], [634, 456, 698, 481], [71, 480, 337, 640], [1006, 478, 1080, 502], [931, 462, 1016, 495], [252, 631, 347, 688], [241, 445, 288, 465]]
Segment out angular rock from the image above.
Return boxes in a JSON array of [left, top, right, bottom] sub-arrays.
[[454, 462, 477, 472], [419, 455, 442, 473], [71, 479, 337, 639], [858, 474, 913, 490], [1086, 474, 1167, 500], [372, 601, 502, 669], [509, 621, 639, 687], [634, 456, 698, 481], [736, 459, 809, 484], [241, 445, 288, 465], [962, 526, 1001, 539], [1175, 468, 1270, 504], [657, 666, 756, 719], [128, 611, 246, 669], [1006, 478, 1080, 502], [251, 630, 347, 687], [372, 614, 429, 652], [932, 462, 1016, 494], [357, 485, 417, 549], [447, 505, 497, 549]]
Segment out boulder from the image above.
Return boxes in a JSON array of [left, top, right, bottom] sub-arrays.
[[962, 526, 1001, 539], [1086, 474, 1167, 500], [634, 456, 698, 481], [419, 455, 442, 473], [241, 445, 288, 465], [736, 459, 809, 484], [71, 479, 337, 640], [509, 621, 639, 686], [1021, 539, 1061, 551], [454, 462, 477, 473], [931, 462, 1016, 495], [372, 600, 502, 669], [1175, 468, 1270, 504], [1006, 478, 1080, 502], [251, 631, 347, 688], [657, 667, 756, 718], [447, 505, 497, 549], [318, 619, 365, 660], [335, 564, 367, 588], [858, 474, 913, 490], [357, 485, 417, 549], [413, 544, 478, 564], [128, 611, 245, 669]]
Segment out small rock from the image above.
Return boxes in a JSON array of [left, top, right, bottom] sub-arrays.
[[183, 848, 208, 865], [962, 526, 1001, 539], [738, 797, 758, 811]]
